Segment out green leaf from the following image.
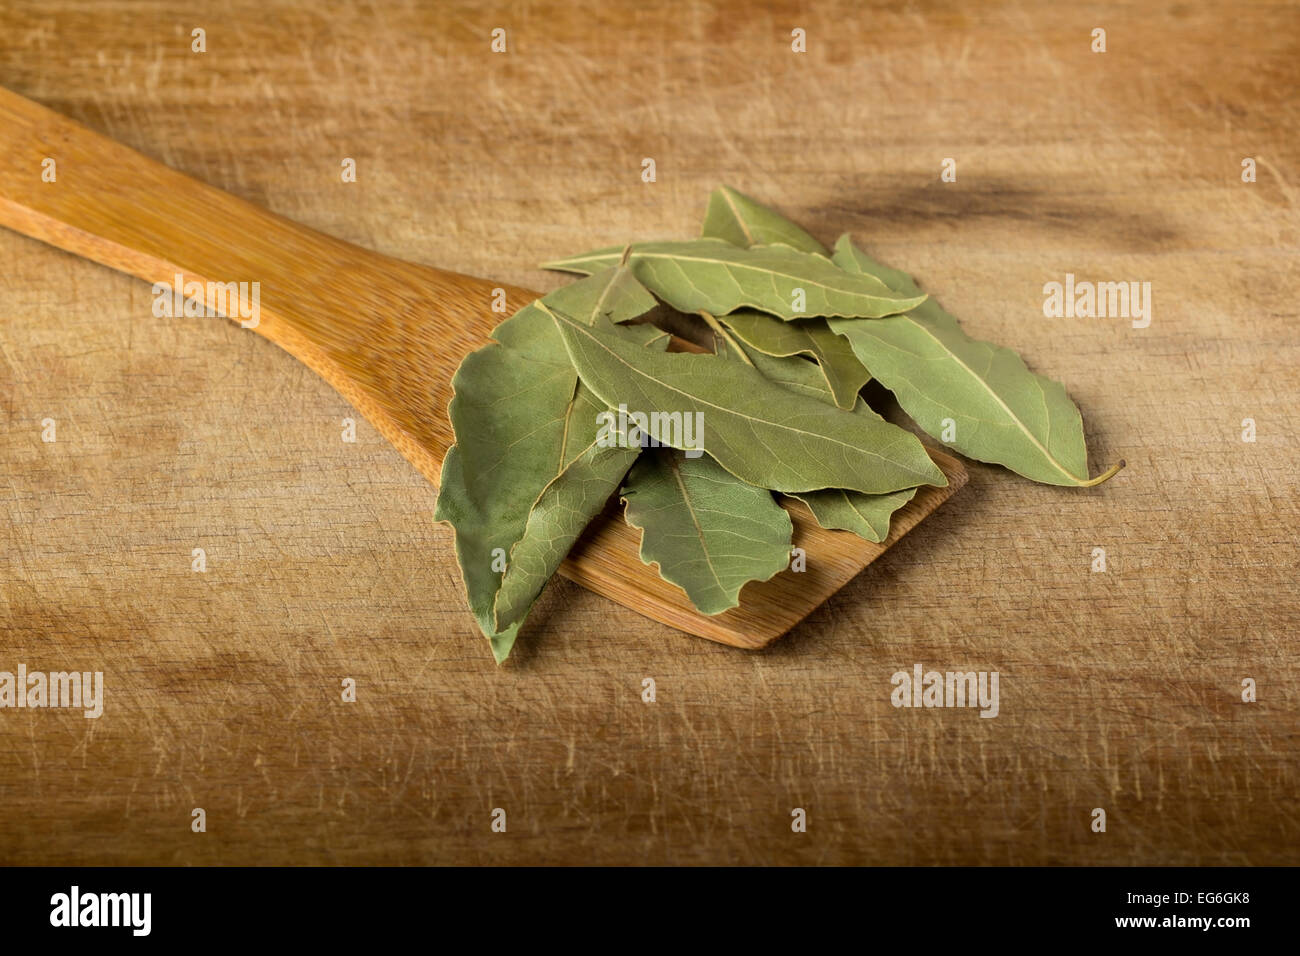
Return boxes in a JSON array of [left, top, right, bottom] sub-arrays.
[[714, 335, 919, 543], [700, 185, 828, 255], [544, 254, 658, 326], [718, 310, 869, 410], [620, 449, 793, 614], [699, 188, 872, 412], [828, 235, 1122, 487], [435, 446, 524, 662], [493, 436, 638, 632], [789, 486, 916, 543], [435, 268, 663, 662], [543, 239, 927, 320], [542, 302, 947, 494]]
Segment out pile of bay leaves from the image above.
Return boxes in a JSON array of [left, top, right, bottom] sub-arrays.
[[437, 187, 1121, 662]]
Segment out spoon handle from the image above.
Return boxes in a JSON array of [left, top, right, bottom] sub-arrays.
[[0, 87, 350, 337], [0, 85, 527, 476]]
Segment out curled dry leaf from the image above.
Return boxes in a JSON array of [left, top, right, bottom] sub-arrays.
[[828, 235, 1123, 487], [544, 238, 926, 320], [435, 267, 665, 662]]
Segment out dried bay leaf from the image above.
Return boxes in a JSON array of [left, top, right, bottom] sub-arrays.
[[435, 267, 664, 662], [543, 239, 927, 320], [715, 335, 920, 543], [698, 189, 870, 410], [700, 185, 828, 255], [544, 254, 657, 326], [543, 302, 947, 494], [492, 434, 639, 632], [718, 310, 870, 410], [828, 235, 1122, 487], [435, 446, 524, 661], [621, 449, 793, 615], [791, 486, 917, 543], [434, 309, 576, 662]]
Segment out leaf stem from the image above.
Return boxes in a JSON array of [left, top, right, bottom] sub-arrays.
[[697, 311, 754, 366], [1076, 459, 1126, 487]]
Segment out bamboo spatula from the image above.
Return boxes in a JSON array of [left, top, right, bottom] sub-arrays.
[[0, 87, 966, 650]]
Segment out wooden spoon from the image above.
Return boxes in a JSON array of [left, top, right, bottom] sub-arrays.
[[0, 87, 966, 649]]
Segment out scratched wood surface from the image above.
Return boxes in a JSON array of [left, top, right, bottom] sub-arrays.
[[1, 1, 1296, 865]]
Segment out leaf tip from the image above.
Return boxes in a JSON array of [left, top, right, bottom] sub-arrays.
[[489, 634, 515, 665]]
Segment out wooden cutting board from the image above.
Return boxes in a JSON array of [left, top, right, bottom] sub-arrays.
[[1, 0, 1296, 865]]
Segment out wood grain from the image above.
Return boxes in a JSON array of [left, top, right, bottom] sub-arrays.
[[0, 0, 1296, 866]]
